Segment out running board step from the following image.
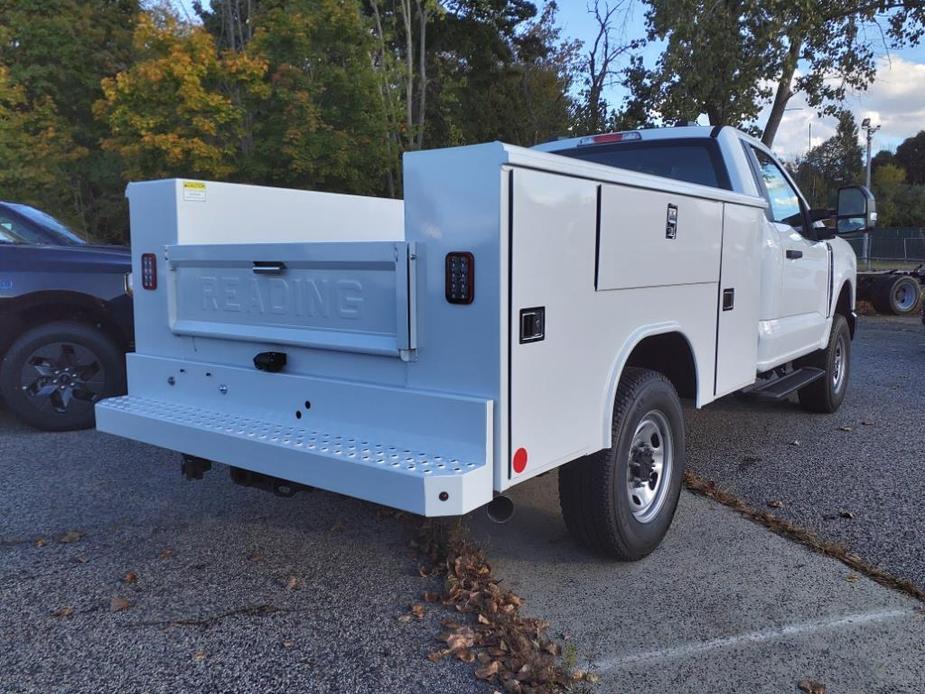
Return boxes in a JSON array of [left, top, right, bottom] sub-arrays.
[[747, 367, 825, 400]]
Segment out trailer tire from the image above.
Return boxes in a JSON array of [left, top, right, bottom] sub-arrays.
[[558, 367, 684, 560], [796, 314, 850, 414], [0, 321, 126, 431], [871, 275, 922, 315]]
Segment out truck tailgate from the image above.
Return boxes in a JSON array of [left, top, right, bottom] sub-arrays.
[[167, 241, 415, 358]]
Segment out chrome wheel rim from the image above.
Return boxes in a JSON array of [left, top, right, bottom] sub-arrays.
[[832, 334, 847, 394], [894, 281, 920, 313], [626, 410, 673, 524], [20, 341, 105, 416]]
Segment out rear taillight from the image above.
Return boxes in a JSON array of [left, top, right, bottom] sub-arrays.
[[445, 252, 474, 304], [141, 253, 157, 290]]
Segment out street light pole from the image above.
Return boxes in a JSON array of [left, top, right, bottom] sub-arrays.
[[860, 118, 880, 270], [862, 117, 880, 189]]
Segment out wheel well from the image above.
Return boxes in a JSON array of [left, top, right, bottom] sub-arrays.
[[0, 292, 129, 357], [835, 282, 855, 337], [624, 332, 697, 400]]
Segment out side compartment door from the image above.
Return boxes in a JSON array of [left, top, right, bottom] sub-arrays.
[[714, 203, 763, 396], [508, 168, 598, 481]]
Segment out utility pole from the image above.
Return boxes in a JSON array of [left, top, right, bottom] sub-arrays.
[[860, 118, 880, 270], [862, 117, 880, 189]]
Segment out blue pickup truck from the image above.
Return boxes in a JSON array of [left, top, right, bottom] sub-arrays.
[[0, 202, 133, 430]]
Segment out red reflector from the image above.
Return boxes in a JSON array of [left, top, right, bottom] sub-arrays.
[[141, 253, 157, 290], [513, 447, 528, 474]]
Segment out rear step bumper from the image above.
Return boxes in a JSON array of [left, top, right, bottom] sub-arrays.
[[95, 353, 494, 517], [96, 395, 492, 516]]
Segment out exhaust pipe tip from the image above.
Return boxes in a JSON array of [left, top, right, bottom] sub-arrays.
[[486, 495, 515, 524]]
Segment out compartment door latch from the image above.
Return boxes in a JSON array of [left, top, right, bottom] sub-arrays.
[[519, 307, 545, 344]]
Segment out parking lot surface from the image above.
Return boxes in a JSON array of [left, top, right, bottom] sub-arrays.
[[2, 315, 923, 693], [686, 315, 925, 590], [0, 414, 479, 694]]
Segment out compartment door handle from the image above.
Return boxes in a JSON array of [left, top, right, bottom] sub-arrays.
[[252, 262, 287, 275]]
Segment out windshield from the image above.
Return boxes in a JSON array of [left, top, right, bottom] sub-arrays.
[[0, 203, 86, 246], [551, 139, 731, 190]]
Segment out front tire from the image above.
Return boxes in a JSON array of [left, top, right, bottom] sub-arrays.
[[796, 314, 851, 414], [0, 321, 126, 431], [558, 367, 684, 560]]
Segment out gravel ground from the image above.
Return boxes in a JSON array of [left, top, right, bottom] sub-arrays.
[[0, 414, 481, 694], [686, 314, 925, 590]]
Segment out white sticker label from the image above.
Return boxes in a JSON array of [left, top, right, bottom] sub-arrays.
[[183, 181, 207, 202]]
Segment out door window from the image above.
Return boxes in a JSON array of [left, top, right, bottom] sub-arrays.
[[751, 149, 804, 229]]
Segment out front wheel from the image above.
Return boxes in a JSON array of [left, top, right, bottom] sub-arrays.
[[0, 321, 126, 431], [558, 368, 684, 560], [796, 314, 851, 414]]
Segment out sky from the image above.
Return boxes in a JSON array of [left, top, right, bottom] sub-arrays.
[[554, 1, 925, 160], [173, 0, 924, 159]]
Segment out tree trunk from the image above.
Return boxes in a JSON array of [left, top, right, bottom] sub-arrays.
[[762, 35, 802, 147]]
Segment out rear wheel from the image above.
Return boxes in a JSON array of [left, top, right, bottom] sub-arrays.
[[0, 321, 126, 431], [796, 314, 851, 414], [872, 275, 922, 315], [558, 368, 684, 560]]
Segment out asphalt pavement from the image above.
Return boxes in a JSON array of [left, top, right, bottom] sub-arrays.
[[685, 314, 925, 590], [2, 314, 923, 693]]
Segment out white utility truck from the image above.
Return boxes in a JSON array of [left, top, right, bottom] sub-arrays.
[[96, 126, 872, 559]]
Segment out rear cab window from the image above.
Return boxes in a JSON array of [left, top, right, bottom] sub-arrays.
[[550, 138, 732, 190]]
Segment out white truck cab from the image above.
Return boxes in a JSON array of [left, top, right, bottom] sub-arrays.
[[96, 126, 873, 559]]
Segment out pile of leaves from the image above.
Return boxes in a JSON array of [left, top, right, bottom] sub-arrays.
[[415, 522, 584, 693]]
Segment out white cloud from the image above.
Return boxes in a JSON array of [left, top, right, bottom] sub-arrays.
[[764, 56, 925, 160]]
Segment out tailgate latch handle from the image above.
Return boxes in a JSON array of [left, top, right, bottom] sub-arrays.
[[254, 351, 287, 373], [252, 261, 287, 275]]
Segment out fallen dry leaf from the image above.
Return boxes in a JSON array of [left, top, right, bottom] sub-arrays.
[[51, 607, 74, 619], [110, 596, 131, 612], [159, 548, 174, 560], [418, 565, 433, 578], [846, 574, 860, 583], [123, 571, 138, 584], [798, 679, 826, 694], [423, 591, 441, 603], [475, 660, 501, 680], [281, 640, 294, 649], [478, 613, 490, 625], [768, 499, 784, 509], [74, 555, 89, 564], [788, 440, 801, 446], [839, 511, 856, 520], [285, 576, 301, 591], [192, 649, 207, 664], [398, 614, 413, 623], [837, 426, 853, 432], [455, 648, 476, 663], [411, 603, 426, 620], [58, 530, 83, 544], [248, 551, 264, 562], [34, 537, 47, 548]]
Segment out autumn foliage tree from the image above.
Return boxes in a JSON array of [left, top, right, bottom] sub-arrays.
[[95, 10, 268, 181]]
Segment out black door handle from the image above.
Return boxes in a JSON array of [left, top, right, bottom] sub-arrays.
[[786, 250, 803, 259]]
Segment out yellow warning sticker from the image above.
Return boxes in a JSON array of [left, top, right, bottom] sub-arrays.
[[183, 181, 207, 202]]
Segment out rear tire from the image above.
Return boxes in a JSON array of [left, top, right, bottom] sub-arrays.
[[796, 314, 850, 414], [872, 275, 922, 315], [0, 321, 126, 431], [558, 367, 684, 560]]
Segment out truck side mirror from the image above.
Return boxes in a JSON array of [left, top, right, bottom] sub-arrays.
[[836, 185, 877, 234]]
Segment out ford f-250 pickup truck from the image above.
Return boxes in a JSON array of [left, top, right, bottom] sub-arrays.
[[95, 126, 872, 559]]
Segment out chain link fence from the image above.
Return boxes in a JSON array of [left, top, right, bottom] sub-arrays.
[[844, 228, 925, 270]]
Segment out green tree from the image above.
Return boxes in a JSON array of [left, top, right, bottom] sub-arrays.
[[626, 1, 925, 146], [791, 111, 863, 207], [245, 0, 391, 195], [895, 131, 925, 185], [0, 0, 138, 240]]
